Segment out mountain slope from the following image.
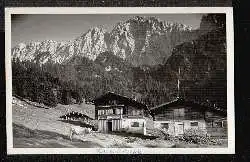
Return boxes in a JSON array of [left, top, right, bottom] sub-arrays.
[[147, 21, 227, 108], [12, 27, 108, 64], [11, 14, 227, 109], [12, 16, 198, 66]]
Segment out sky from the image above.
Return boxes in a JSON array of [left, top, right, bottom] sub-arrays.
[[11, 14, 204, 46]]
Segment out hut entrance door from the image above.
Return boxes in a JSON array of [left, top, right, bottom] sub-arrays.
[[175, 122, 184, 136], [107, 120, 112, 132]]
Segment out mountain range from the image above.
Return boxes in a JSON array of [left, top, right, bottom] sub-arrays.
[[11, 14, 227, 109], [12, 16, 198, 66]]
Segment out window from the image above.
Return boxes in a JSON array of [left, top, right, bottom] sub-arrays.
[[213, 121, 222, 128], [191, 112, 198, 119], [123, 107, 128, 115], [173, 108, 185, 117], [190, 122, 198, 126], [131, 122, 139, 127], [134, 110, 140, 116], [138, 110, 143, 115], [206, 121, 213, 127], [114, 100, 117, 105], [108, 100, 117, 105], [128, 108, 133, 115], [222, 120, 227, 128], [131, 109, 135, 116], [114, 108, 120, 115], [107, 109, 112, 115], [134, 110, 137, 115], [161, 123, 169, 129]]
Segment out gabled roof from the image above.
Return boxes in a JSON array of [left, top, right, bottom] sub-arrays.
[[93, 91, 149, 110], [150, 97, 226, 116], [150, 97, 183, 111]]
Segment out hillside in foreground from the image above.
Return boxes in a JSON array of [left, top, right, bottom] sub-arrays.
[[12, 96, 227, 148]]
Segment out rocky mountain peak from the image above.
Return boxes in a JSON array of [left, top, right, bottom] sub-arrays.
[[12, 16, 196, 66], [84, 26, 107, 37], [109, 16, 195, 66], [72, 26, 108, 60]]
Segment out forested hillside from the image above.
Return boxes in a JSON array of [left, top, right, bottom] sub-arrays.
[[12, 14, 227, 110]]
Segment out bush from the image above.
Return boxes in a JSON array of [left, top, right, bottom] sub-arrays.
[[183, 128, 226, 145], [146, 128, 165, 139], [43, 90, 57, 107], [125, 137, 137, 143], [183, 128, 209, 144], [209, 138, 224, 145]]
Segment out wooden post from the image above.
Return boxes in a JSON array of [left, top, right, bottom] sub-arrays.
[[177, 67, 181, 98], [143, 121, 146, 135]]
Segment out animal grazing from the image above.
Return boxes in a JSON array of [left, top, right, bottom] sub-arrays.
[[69, 125, 92, 140]]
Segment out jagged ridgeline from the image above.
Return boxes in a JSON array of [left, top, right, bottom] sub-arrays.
[[12, 14, 227, 109]]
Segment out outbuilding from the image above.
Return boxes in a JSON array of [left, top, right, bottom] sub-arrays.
[[150, 97, 227, 137]]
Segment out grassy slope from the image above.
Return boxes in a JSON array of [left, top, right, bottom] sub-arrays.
[[12, 96, 174, 148], [12, 96, 95, 136]]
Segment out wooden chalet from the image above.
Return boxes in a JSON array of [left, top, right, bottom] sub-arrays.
[[93, 92, 152, 135], [150, 97, 227, 137]]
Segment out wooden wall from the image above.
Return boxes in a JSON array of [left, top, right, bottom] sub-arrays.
[[112, 119, 122, 131], [154, 106, 205, 121], [98, 119, 107, 132], [122, 118, 146, 135], [205, 111, 226, 121], [95, 101, 145, 119], [97, 118, 146, 135]]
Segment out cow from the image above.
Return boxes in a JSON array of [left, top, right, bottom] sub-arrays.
[[69, 125, 92, 140]]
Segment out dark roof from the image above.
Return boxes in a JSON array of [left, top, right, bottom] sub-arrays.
[[150, 97, 226, 116], [93, 92, 149, 111], [60, 111, 94, 120], [151, 97, 182, 110]]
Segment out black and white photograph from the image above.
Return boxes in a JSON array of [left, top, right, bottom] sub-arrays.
[[5, 7, 234, 154]]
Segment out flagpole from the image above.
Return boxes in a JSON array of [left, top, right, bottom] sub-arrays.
[[177, 67, 180, 98]]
